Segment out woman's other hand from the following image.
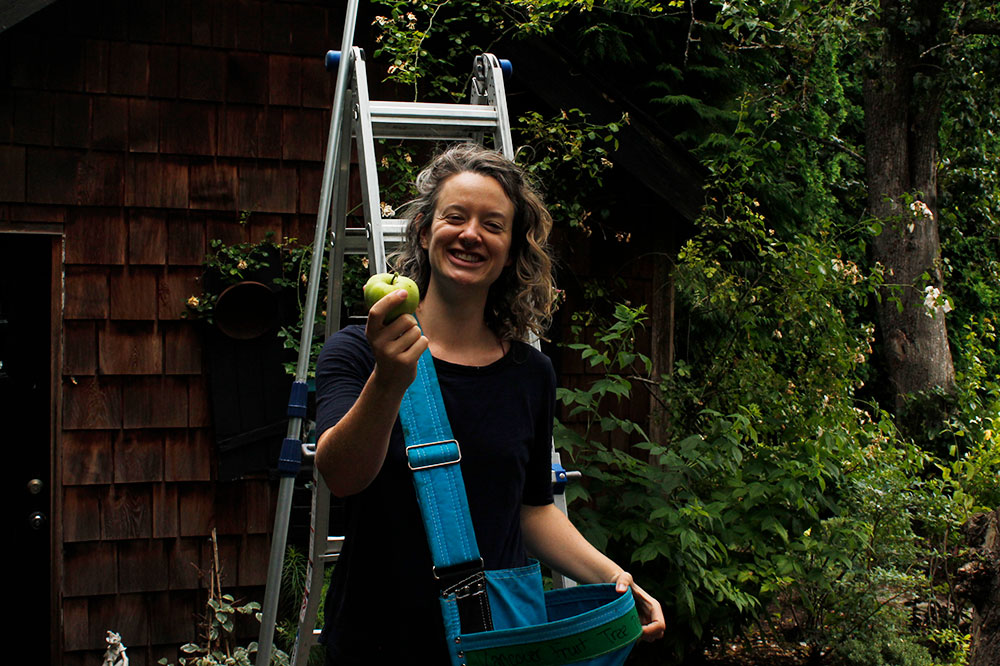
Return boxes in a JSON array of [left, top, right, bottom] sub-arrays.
[[610, 571, 665, 642]]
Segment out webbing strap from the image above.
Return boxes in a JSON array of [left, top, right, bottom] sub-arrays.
[[465, 614, 640, 666], [400, 347, 482, 570]]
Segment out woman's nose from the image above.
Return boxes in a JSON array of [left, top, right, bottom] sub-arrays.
[[458, 220, 482, 242]]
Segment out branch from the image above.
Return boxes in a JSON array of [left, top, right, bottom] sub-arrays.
[[960, 18, 1000, 36]]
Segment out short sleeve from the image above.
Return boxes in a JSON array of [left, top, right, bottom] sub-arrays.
[[314, 326, 375, 439], [521, 350, 556, 507]]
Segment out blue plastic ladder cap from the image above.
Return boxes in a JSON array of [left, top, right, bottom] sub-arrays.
[[552, 462, 568, 494], [287, 381, 309, 418], [325, 50, 341, 72], [499, 58, 513, 79], [278, 438, 302, 476]]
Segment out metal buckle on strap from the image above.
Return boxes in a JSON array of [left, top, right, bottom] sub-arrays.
[[406, 439, 461, 471], [433, 558, 484, 585]]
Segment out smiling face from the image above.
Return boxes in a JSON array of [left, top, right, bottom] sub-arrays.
[[419, 171, 516, 297]]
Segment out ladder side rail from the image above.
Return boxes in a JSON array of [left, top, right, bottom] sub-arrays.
[[485, 55, 514, 160], [256, 4, 361, 662], [290, 105, 358, 666], [290, 471, 333, 666], [351, 48, 390, 275]]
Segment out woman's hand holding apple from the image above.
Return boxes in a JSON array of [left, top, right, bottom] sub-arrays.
[[364, 289, 428, 396]]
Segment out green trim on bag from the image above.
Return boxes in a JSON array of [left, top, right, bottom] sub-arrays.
[[462, 605, 642, 666]]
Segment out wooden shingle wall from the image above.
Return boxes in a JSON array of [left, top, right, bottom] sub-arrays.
[[0, 1, 341, 663]]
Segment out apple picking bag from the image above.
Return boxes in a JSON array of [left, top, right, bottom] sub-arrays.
[[399, 345, 643, 666]]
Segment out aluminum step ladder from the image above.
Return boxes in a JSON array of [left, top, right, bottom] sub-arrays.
[[256, 3, 577, 664]]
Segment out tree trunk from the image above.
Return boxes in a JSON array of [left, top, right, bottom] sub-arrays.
[[863, 0, 956, 410], [961, 509, 1000, 666]]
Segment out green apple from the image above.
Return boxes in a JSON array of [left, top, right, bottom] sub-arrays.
[[363, 272, 420, 322]]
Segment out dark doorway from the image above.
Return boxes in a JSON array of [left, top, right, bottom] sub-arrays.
[[0, 233, 55, 650]]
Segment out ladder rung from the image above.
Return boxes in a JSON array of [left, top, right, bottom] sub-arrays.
[[340, 220, 407, 253], [369, 101, 497, 140]]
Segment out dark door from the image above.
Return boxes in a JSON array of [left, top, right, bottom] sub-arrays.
[[0, 233, 53, 649]]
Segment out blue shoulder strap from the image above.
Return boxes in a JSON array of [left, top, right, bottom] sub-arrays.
[[399, 347, 482, 572]]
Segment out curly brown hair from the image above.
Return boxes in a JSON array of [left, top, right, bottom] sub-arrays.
[[391, 143, 556, 341]]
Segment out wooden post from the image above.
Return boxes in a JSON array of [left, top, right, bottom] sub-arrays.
[[648, 255, 674, 450]]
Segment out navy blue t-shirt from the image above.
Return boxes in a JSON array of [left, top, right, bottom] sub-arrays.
[[314, 325, 555, 663]]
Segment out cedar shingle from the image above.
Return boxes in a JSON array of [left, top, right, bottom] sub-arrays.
[[239, 533, 269, 586], [65, 208, 126, 265], [226, 52, 268, 104], [116, 430, 164, 483], [119, 540, 170, 592], [92, 95, 128, 151], [269, 54, 300, 106], [64, 320, 98, 375], [7, 204, 66, 223], [248, 214, 282, 243], [108, 42, 149, 96], [167, 212, 206, 265], [62, 430, 113, 485], [149, 590, 198, 644], [26, 147, 78, 205], [0, 145, 26, 202], [281, 108, 326, 161], [63, 376, 122, 429], [129, 0, 166, 43], [260, 3, 292, 54], [62, 598, 89, 650], [212, 0, 239, 49], [84, 39, 109, 93], [13, 90, 54, 145], [188, 374, 211, 427], [123, 376, 189, 428], [0, 89, 13, 144], [165, 429, 212, 481], [218, 105, 281, 158], [63, 485, 103, 542], [65, 267, 109, 318], [110, 593, 151, 645], [244, 479, 272, 534], [64, 541, 116, 596], [76, 150, 126, 206], [148, 44, 179, 98], [46, 36, 86, 92], [126, 155, 189, 208], [164, 0, 192, 44], [189, 161, 237, 210], [238, 164, 297, 213], [128, 98, 159, 153], [191, 0, 212, 46], [204, 216, 245, 247], [129, 211, 168, 264], [236, 0, 262, 51], [53, 93, 91, 149], [169, 537, 205, 588], [153, 482, 179, 538], [160, 101, 216, 156], [164, 322, 203, 374], [301, 50, 332, 109], [179, 484, 214, 536], [102, 484, 152, 539], [179, 47, 226, 102], [289, 3, 328, 57], [158, 267, 202, 320], [110, 267, 158, 320], [298, 165, 322, 215], [215, 482, 246, 535]]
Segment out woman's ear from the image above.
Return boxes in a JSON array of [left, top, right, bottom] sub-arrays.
[[416, 213, 428, 250]]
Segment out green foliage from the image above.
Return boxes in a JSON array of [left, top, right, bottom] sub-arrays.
[[159, 532, 289, 666]]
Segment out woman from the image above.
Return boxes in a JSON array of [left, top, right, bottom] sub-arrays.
[[314, 143, 664, 664]]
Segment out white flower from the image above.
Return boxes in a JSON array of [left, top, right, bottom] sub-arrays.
[[923, 285, 953, 316], [380, 201, 395, 217]]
